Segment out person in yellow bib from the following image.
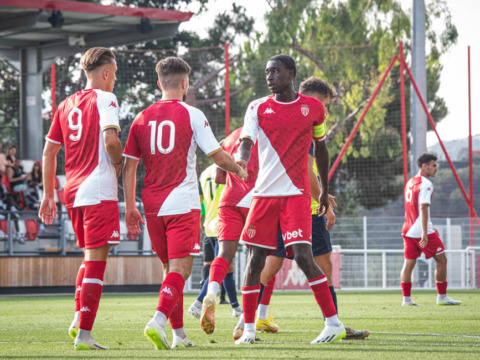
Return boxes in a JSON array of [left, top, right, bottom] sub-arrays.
[[189, 164, 243, 319]]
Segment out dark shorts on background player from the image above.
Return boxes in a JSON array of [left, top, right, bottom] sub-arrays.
[[146, 210, 201, 263], [68, 200, 120, 249], [240, 196, 312, 257], [403, 232, 445, 259], [203, 236, 216, 262], [272, 215, 331, 259], [218, 206, 250, 241]]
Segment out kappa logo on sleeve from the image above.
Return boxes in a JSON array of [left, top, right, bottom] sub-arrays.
[[204, 120, 209, 128], [109, 101, 117, 108]]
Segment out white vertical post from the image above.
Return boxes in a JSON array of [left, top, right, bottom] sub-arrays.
[[466, 249, 471, 288], [428, 258, 433, 288], [382, 251, 387, 289], [461, 251, 465, 289], [473, 250, 477, 289], [446, 218, 452, 250], [363, 216, 368, 288]]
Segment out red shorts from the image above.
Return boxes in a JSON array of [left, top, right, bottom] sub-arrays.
[[218, 206, 250, 241], [146, 210, 200, 264], [403, 232, 445, 259], [67, 201, 120, 250], [241, 196, 312, 257]]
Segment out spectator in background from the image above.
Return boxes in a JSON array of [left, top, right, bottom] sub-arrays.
[[6, 144, 17, 166], [25, 161, 43, 210], [27, 161, 43, 190], [0, 142, 8, 175], [7, 158, 27, 193]]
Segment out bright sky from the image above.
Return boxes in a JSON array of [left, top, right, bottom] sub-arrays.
[[181, 0, 480, 146]]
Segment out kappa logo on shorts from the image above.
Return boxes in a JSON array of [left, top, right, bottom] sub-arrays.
[[246, 225, 256, 238], [161, 287, 173, 296], [80, 306, 91, 312], [301, 104, 309, 116], [110, 231, 120, 238], [194, 243, 201, 250], [437, 247, 443, 252]]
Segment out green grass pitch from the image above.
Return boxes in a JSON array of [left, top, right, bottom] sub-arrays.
[[0, 290, 479, 359]]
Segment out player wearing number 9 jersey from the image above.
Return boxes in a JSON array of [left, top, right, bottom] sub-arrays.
[[122, 57, 247, 350], [40, 47, 123, 350]]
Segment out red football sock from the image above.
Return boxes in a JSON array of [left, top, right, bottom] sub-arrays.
[[169, 291, 184, 330], [436, 281, 447, 295], [209, 257, 229, 284], [308, 275, 337, 318], [260, 276, 276, 306], [401, 282, 412, 297], [242, 285, 261, 324], [157, 272, 185, 318], [74, 261, 85, 312], [79, 261, 106, 331]]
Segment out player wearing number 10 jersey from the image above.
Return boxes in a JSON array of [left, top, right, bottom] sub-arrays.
[[122, 57, 247, 350], [40, 47, 123, 350], [401, 153, 461, 307]]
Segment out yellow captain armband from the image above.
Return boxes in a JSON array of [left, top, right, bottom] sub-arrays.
[[313, 123, 326, 140]]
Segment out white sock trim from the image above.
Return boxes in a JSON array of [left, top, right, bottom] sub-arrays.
[[258, 304, 269, 320], [207, 281, 220, 299], [325, 314, 341, 327], [244, 323, 255, 333], [82, 278, 103, 286]]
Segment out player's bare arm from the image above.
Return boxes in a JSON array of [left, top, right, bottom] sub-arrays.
[[236, 137, 254, 172], [122, 157, 144, 234], [103, 128, 122, 177], [308, 154, 336, 230], [420, 203, 429, 248], [215, 166, 227, 184], [210, 150, 247, 181], [313, 139, 329, 216], [39, 141, 62, 225]]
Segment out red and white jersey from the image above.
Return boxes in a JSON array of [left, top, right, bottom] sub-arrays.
[[219, 127, 259, 208], [123, 100, 221, 217], [402, 174, 435, 237], [46, 88, 120, 208], [240, 93, 326, 197]]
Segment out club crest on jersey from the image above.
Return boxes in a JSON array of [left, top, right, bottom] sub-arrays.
[[301, 104, 309, 116], [109, 101, 117, 108], [246, 225, 256, 239]]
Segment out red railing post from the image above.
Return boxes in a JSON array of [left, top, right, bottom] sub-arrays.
[[399, 42, 408, 188], [224, 43, 230, 137], [468, 46, 474, 246], [328, 54, 398, 181]]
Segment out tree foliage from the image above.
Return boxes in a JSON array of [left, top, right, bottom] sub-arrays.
[[235, 0, 457, 213]]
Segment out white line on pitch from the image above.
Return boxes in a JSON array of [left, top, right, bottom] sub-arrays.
[[373, 331, 480, 339]]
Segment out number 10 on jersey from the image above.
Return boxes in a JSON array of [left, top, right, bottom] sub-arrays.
[[149, 120, 175, 155]]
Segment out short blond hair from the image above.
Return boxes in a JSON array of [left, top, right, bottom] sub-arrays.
[[80, 47, 116, 72], [155, 57, 191, 90]]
